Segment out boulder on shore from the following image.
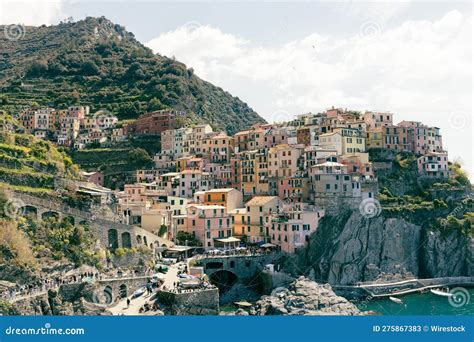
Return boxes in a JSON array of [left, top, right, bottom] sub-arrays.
[[254, 277, 362, 316]]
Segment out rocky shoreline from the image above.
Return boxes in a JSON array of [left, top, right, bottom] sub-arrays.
[[224, 277, 363, 316]]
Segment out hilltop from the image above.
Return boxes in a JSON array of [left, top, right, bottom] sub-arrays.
[[0, 17, 265, 134]]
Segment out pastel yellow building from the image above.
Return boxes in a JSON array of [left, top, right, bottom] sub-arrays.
[[366, 129, 383, 149], [232, 196, 282, 244]]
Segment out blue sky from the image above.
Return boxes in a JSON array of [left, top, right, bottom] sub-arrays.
[[1, 1, 472, 177]]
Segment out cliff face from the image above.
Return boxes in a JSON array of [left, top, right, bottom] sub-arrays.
[[2, 283, 111, 316], [290, 210, 470, 285]]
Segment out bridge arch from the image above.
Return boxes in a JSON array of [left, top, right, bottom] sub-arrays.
[[118, 284, 128, 299], [121, 232, 132, 248], [209, 270, 238, 293], [41, 210, 60, 221], [103, 285, 113, 304], [108, 229, 119, 249], [63, 216, 75, 225], [23, 205, 38, 219]]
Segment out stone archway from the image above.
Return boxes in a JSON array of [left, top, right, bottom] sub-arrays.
[[108, 229, 119, 249], [209, 270, 238, 293], [136, 235, 142, 244], [103, 285, 113, 304], [23, 206, 37, 219], [118, 284, 127, 299], [63, 216, 75, 225], [41, 211, 60, 221], [121, 232, 132, 248]]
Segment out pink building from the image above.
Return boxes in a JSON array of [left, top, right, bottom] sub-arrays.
[[268, 144, 304, 179], [158, 170, 215, 198], [81, 171, 104, 186], [362, 111, 394, 130], [417, 152, 449, 178], [201, 132, 235, 163], [398, 121, 443, 155], [270, 203, 325, 253], [67, 106, 88, 119], [180, 204, 234, 248]]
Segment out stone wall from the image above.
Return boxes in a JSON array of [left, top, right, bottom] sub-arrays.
[[12, 191, 173, 250], [157, 288, 219, 315], [197, 254, 279, 281]]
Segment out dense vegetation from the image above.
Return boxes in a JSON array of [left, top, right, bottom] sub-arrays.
[[370, 149, 473, 236], [0, 187, 101, 286], [0, 17, 265, 134], [0, 114, 79, 192]]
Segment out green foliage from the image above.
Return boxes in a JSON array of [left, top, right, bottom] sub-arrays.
[[0, 115, 80, 189], [0, 299, 17, 315], [450, 162, 470, 186], [175, 231, 201, 246], [0, 17, 265, 134], [437, 213, 473, 237], [20, 217, 100, 267], [158, 225, 168, 237]]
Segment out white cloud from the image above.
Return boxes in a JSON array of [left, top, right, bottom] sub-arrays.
[[0, 0, 65, 26], [146, 10, 472, 176]]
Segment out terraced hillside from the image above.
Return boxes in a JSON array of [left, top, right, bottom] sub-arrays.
[[0, 115, 79, 193], [0, 17, 266, 134]]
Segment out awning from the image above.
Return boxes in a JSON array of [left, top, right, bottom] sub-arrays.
[[166, 246, 193, 252], [215, 237, 240, 243], [261, 243, 276, 248]]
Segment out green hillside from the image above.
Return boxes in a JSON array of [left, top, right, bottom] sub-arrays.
[[0, 17, 265, 134], [0, 114, 79, 192]]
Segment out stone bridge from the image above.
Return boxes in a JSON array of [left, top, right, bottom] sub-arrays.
[[194, 253, 280, 292], [9, 276, 151, 306], [95, 276, 151, 304], [12, 191, 173, 250]]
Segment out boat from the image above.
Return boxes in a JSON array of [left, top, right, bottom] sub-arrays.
[[389, 296, 403, 304], [430, 289, 453, 297], [132, 286, 146, 298]]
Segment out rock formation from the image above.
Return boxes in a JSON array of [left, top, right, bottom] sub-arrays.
[[289, 210, 470, 285], [254, 277, 362, 315]]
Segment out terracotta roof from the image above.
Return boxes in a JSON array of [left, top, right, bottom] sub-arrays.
[[246, 196, 279, 206]]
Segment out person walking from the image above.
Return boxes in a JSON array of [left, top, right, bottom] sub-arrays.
[[126, 298, 131, 308]]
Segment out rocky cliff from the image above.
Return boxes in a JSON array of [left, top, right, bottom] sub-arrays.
[[286, 209, 471, 285], [2, 283, 111, 315], [253, 277, 362, 315]]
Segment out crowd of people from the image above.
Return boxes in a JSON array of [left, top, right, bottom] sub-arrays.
[[0, 269, 153, 302], [198, 246, 275, 258], [0, 273, 97, 301]]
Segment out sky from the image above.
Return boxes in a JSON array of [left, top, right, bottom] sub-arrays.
[[1, 0, 472, 177]]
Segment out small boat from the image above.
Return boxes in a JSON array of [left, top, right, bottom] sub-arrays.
[[430, 289, 453, 297], [389, 296, 403, 304], [132, 287, 146, 298]]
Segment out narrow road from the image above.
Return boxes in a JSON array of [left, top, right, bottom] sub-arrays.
[[109, 262, 183, 315], [109, 292, 154, 315]]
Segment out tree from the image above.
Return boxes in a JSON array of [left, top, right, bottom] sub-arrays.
[[176, 231, 201, 246]]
